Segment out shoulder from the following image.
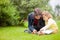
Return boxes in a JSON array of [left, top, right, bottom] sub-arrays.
[[28, 12, 34, 19], [28, 12, 34, 16], [28, 12, 34, 18], [48, 18, 56, 24]]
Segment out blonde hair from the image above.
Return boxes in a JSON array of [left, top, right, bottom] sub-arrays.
[[42, 11, 52, 19]]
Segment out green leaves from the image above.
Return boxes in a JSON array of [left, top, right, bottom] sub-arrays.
[[0, 0, 10, 6], [0, 0, 19, 26]]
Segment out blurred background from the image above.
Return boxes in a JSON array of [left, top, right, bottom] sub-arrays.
[[0, 0, 60, 26], [0, 0, 60, 40]]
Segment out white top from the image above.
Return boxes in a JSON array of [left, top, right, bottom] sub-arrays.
[[40, 18, 58, 31]]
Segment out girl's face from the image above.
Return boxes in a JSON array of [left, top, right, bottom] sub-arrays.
[[43, 14, 48, 21], [35, 15, 41, 20]]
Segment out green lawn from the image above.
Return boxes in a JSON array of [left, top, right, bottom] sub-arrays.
[[0, 21, 60, 40]]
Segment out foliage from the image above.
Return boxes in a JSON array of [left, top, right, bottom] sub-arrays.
[[0, 0, 19, 26]]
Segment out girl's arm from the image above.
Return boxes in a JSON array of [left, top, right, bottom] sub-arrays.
[[40, 19, 55, 31]]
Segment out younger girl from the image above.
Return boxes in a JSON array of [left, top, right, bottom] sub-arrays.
[[39, 11, 58, 35]]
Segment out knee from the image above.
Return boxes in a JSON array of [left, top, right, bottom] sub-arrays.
[[52, 30, 58, 34]]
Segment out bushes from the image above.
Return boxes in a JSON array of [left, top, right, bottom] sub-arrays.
[[0, 0, 19, 26]]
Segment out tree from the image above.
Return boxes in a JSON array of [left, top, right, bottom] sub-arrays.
[[55, 5, 60, 16], [0, 0, 19, 26]]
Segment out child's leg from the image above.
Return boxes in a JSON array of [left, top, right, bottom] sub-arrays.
[[52, 29, 58, 34]]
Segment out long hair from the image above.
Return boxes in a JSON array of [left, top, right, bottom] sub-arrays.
[[42, 11, 53, 19]]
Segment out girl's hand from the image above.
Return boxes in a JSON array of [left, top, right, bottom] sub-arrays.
[[37, 31, 41, 35], [37, 31, 44, 35], [32, 29, 37, 34], [40, 28, 44, 31]]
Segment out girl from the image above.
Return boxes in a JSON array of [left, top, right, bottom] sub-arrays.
[[39, 11, 58, 35]]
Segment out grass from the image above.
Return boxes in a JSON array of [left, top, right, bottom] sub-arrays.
[[0, 21, 60, 40]]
